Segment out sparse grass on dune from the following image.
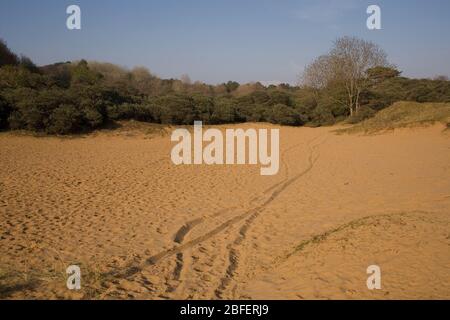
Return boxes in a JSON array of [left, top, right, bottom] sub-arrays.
[[97, 120, 171, 138], [283, 211, 438, 260], [336, 101, 450, 134]]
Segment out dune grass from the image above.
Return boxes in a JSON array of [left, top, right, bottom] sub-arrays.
[[336, 101, 450, 134]]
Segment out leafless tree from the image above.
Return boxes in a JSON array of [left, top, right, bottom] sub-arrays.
[[302, 36, 390, 116], [180, 74, 192, 85]]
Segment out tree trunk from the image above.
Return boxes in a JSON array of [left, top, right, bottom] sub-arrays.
[[348, 91, 354, 116], [355, 87, 361, 114]]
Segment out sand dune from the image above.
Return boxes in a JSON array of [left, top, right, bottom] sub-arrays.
[[0, 123, 449, 299]]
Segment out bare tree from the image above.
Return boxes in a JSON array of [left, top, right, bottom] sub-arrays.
[[130, 66, 160, 95], [301, 55, 334, 90], [180, 74, 192, 85], [302, 36, 390, 116]]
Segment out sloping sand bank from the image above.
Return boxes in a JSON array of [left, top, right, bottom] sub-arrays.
[[0, 124, 449, 299]]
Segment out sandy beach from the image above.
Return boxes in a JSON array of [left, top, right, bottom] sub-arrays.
[[0, 123, 449, 299]]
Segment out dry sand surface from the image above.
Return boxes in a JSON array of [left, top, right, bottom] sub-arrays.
[[0, 123, 449, 299]]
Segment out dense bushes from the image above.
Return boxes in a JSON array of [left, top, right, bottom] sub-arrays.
[[210, 97, 242, 124], [310, 106, 335, 127], [0, 40, 19, 68], [0, 39, 449, 134], [267, 104, 302, 126], [0, 95, 10, 129], [47, 104, 83, 134], [367, 77, 450, 107], [347, 106, 376, 124], [0, 74, 111, 133]]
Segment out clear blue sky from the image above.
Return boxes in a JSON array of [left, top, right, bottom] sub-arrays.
[[1, 0, 449, 84]]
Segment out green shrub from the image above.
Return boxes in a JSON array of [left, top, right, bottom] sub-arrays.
[[210, 98, 239, 124], [347, 106, 376, 124], [7, 110, 25, 130], [154, 95, 196, 124], [267, 104, 302, 126], [0, 95, 10, 129], [83, 107, 104, 128], [310, 105, 335, 126], [0, 39, 19, 67], [250, 91, 270, 105], [20, 106, 47, 131], [107, 103, 133, 120], [133, 104, 153, 122], [268, 91, 292, 106], [192, 95, 214, 123], [244, 105, 267, 122], [47, 105, 83, 134]]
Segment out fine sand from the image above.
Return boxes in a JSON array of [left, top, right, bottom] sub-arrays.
[[0, 123, 449, 299]]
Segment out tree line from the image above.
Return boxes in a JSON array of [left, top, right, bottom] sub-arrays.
[[0, 37, 449, 134]]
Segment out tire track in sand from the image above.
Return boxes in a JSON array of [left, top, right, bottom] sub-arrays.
[[162, 135, 320, 296], [214, 134, 327, 299], [107, 133, 326, 298], [164, 133, 326, 298]]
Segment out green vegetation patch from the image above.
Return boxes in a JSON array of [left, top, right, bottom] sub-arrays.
[[336, 101, 450, 134]]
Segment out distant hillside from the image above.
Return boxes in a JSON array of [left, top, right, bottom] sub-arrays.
[[338, 101, 450, 134]]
